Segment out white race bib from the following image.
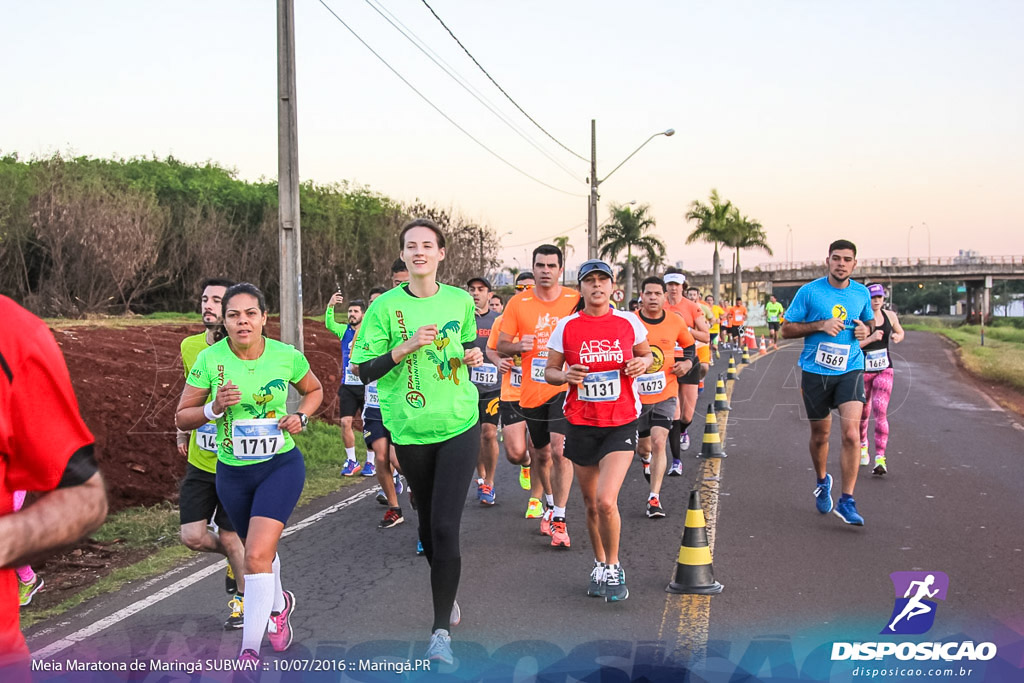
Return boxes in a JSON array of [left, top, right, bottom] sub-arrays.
[[531, 357, 547, 383], [815, 342, 850, 371], [196, 422, 218, 453], [579, 370, 621, 402], [365, 382, 379, 408], [232, 418, 283, 461], [635, 371, 666, 396], [343, 366, 361, 386], [509, 366, 523, 388], [471, 362, 499, 386], [865, 349, 890, 372]]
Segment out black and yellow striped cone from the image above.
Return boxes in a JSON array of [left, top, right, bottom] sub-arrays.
[[713, 374, 731, 411], [666, 489, 724, 595], [700, 402, 727, 458], [741, 345, 750, 365], [727, 356, 738, 382]]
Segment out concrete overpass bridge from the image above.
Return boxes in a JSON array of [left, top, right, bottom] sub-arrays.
[[687, 254, 1024, 319]]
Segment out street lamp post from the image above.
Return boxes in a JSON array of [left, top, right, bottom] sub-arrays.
[[587, 120, 674, 259]]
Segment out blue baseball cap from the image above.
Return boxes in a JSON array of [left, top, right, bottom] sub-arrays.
[[577, 259, 614, 281]]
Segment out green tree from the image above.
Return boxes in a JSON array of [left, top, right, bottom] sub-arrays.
[[599, 203, 665, 302], [552, 235, 574, 286], [724, 210, 772, 303], [685, 189, 733, 303]]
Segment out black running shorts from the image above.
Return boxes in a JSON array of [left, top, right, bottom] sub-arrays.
[[179, 463, 234, 530], [800, 370, 865, 421], [563, 421, 640, 467], [521, 392, 567, 449]]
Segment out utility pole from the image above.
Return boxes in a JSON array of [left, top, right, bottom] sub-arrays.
[[588, 119, 599, 260], [278, 0, 303, 355]]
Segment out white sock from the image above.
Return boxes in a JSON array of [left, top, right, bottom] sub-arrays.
[[241, 573, 274, 654], [345, 446, 356, 462], [640, 453, 651, 463], [271, 554, 285, 613], [553, 506, 566, 519], [648, 492, 658, 501], [365, 451, 374, 465], [544, 494, 554, 508]]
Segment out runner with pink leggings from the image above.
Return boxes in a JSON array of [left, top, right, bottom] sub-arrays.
[[859, 283, 904, 475], [12, 492, 43, 606]]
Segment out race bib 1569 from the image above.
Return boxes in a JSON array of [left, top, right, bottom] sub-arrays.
[[815, 342, 850, 371]]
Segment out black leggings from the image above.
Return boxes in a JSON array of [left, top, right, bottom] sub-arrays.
[[394, 422, 481, 632]]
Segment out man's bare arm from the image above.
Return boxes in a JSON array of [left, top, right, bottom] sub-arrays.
[[781, 319, 830, 339], [0, 472, 108, 568]]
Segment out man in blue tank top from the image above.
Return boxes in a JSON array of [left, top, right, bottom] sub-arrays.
[[782, 239, 873, 526]]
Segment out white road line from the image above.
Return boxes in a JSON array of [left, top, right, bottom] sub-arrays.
[[31, 485, 378, 660]]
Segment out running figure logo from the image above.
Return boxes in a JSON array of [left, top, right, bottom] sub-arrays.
[[882, 571, 949, 635]]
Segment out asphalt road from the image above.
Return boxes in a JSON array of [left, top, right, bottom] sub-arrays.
[[24, 332, 1024, 681]]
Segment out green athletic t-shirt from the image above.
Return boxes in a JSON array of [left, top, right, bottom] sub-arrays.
[[186, 337, 311, 466], [181, 332, 218, 473], [351, 283, 478, 445], [765, 301, 785, 322]]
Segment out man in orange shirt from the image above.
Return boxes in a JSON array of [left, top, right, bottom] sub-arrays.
[[662, 270, 710, 475], [728, 299, 749, 347], [498, 246, 581, 548], [635, 277, 696, 517]]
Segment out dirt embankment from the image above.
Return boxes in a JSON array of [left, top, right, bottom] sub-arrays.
[[55, 319, 347, 513]]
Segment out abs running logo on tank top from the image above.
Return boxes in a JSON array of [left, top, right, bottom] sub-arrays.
[[579, 339, 623, 365], [831, 571, 997, 663]]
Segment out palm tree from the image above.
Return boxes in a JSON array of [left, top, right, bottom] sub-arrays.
[[599, 203, 666, 302], [552, 235, 574, 286], [685, 189, 734, 303], [724, 209, 772, 302]]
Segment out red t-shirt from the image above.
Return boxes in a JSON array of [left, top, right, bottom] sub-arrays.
[[0, 296, 94, 660], [546, 309, 647, 427]]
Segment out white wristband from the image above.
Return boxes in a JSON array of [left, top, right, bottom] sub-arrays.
[[203, 402, 225, 421]]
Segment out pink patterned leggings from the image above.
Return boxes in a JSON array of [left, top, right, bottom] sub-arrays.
[[860, 368, 894, 456], [12, 491, 36, 584]]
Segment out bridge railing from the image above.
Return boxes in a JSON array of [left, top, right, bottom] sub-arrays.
[[687, 255, 1024, 276]]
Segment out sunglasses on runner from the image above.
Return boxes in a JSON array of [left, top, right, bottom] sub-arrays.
[[577, 259, 614, 281], [515, 284, 533, 291]]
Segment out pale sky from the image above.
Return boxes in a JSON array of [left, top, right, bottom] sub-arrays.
[[4, 1, 1022, 274]]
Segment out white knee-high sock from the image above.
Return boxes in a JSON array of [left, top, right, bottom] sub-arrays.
[[241, 573, 274, 654], [271, 554, 285, 613]]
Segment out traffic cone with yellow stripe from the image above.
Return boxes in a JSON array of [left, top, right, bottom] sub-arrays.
[[727, 355, 738, 382], [666, 489, 724, 595], [741, 344, 750, 365], [713, 374, 731, 412], [700, 402, 727, 458]]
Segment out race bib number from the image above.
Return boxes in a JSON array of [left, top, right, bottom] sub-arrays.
[[232, 418, 283, 461], [635, 371, 666, 396], [365, 382, 379, 408], [579, 370, 621, 402], [471, 362, 499, 386], [865, 349, 890, 372], [509, 367, 522, 388], [196, 422, 218, 453], [343, 366, 361, 385], [531, 357, 547, 383], [815, 342, 850, 371]]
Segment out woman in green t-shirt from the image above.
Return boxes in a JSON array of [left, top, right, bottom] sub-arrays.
[[351, 218, 483, 666], [176, 283, 323, 666]]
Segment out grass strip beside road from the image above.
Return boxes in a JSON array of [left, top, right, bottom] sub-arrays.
[[904, 320, 1024, 392], [23, 419, 358, 628]]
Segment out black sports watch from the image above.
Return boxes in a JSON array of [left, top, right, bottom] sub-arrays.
[[296, 412, 308, 428]]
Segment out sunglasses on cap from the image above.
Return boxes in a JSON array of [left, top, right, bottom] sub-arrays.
[[577, 259, 614, 281]]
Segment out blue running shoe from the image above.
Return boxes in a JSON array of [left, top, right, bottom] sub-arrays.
[[393, 471, 404, 495], [362, 460, 376, 477], [479, 483, 495, 506], [340, 460, 361, 477], [416, 539, 425, 556], [834, 497, 865, 525], [813, 474, 833, 514]]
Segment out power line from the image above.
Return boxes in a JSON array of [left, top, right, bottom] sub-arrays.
[[318, 0, 586, 198], [503, 221, 587, 249], [363, 0, 582, 183], [419, 0, 589, 163]]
